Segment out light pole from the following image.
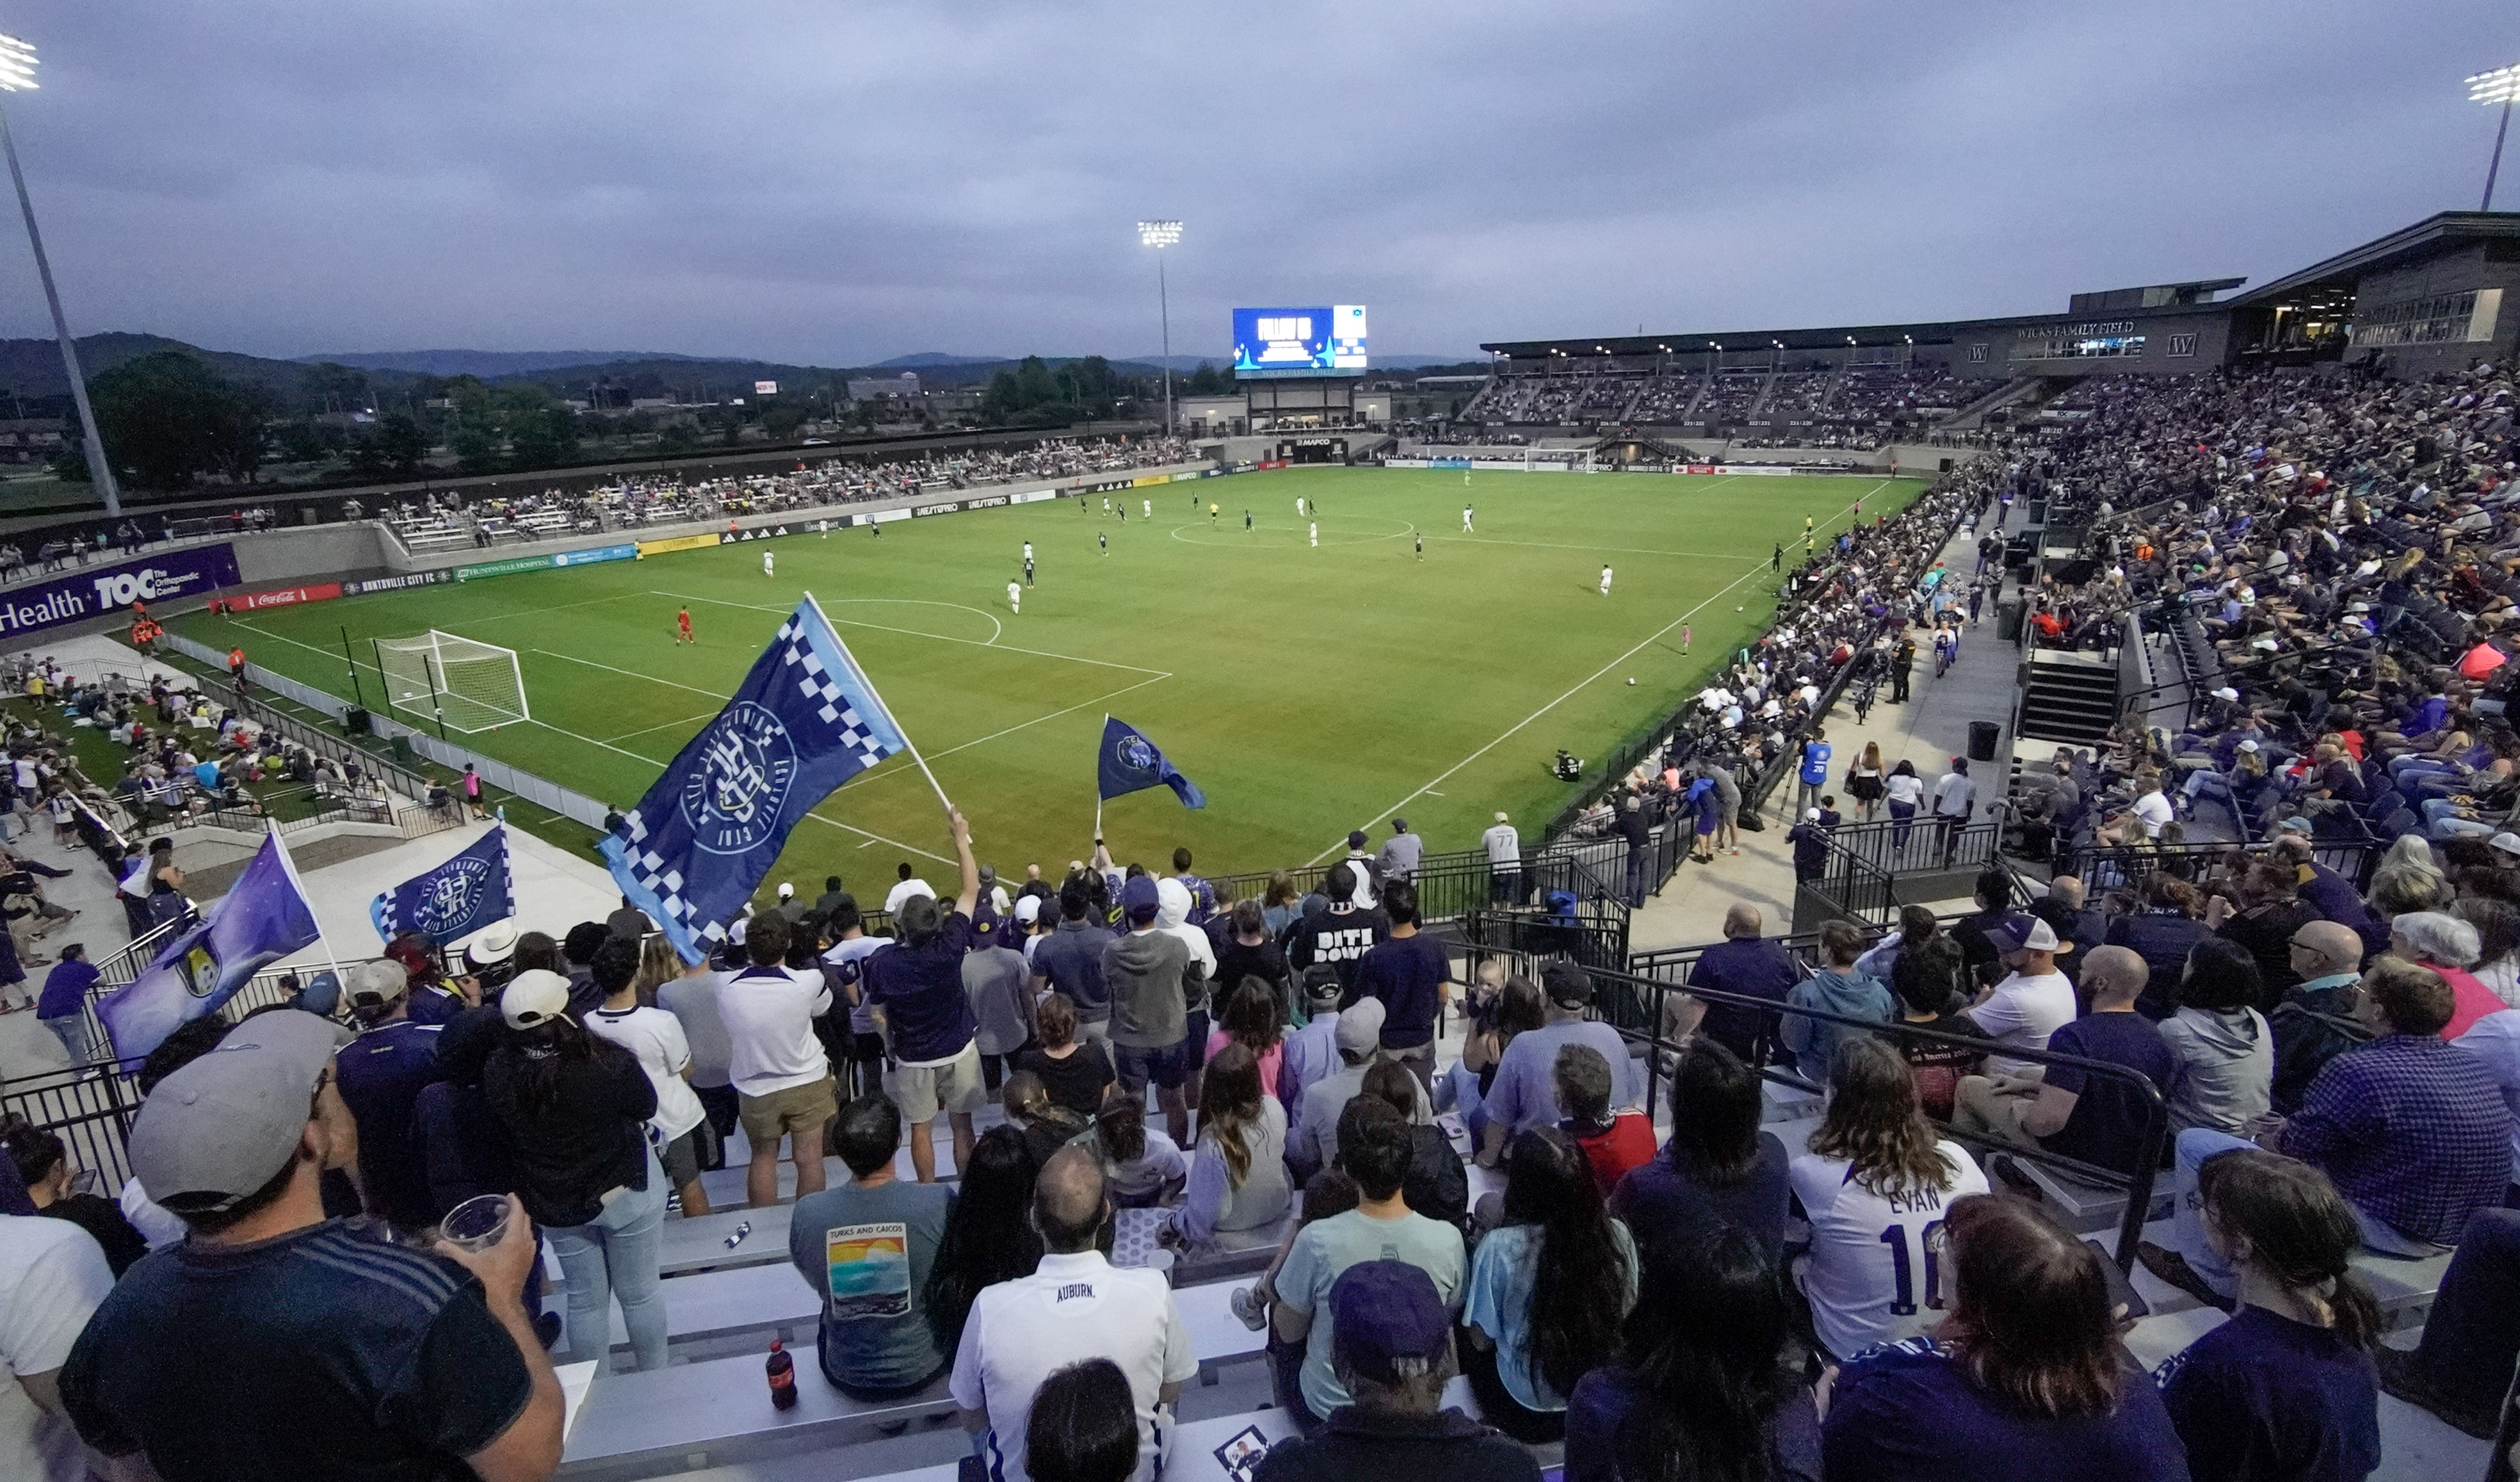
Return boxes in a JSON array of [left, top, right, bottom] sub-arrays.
[[0, 35, 115, 516], [1137, 220, 1181, 435], [2471, 63, 2520, 211]]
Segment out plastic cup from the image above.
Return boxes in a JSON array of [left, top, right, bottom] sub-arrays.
[[440, 1194, 512, 1253]]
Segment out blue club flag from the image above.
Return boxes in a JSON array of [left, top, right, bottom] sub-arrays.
[[604, 597, 910, 964], [371, 824, 517, 947], [1097, 716, 1206, 810], [96, 826, 323, 1063]]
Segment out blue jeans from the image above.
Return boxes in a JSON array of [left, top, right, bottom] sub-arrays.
[[1887, 800, 1916, 848], [40, 1013, 95, 1067], [2173, 1128, 2446, 1296], [548, 1145, 670, 1371], [2411, 1209, 2520, 1419]]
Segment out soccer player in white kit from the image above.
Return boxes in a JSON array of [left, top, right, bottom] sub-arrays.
[[764, 550, 775, 578], [1142, 499, 1151, 519], [1309, 522, 1318, 547], [1022, 540, 1033, 568], [1599, 564, 1613, 596], [1463, 505, 1474, 532], [1007, 579, 1021, 615], [1296, 496, 1307, 518]]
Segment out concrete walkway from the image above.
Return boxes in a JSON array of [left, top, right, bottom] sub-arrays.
[[1629, 515, 2029, 950]]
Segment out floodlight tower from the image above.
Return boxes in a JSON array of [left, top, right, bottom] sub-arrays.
[[1138, 220, 1182, 434], [2471, 63, 2520, 211], [0, 35, 115, 515]]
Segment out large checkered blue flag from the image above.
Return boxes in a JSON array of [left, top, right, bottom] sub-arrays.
[[371, 823, 515, 947], [603, 598, 909, 963]]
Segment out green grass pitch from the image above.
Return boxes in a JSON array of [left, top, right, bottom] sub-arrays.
[[163, 467, 1922, 892]]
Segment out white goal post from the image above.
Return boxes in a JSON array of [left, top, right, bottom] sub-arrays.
[[375, 630, 530, 734]]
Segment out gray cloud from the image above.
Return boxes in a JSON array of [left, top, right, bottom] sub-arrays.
[[0, 0, 2503, 364]]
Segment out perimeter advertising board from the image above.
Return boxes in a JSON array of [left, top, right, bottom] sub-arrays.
[[0, 544, 241, 638]]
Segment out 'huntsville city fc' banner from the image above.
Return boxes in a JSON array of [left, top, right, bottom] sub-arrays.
[[0, 544, 241, 638]]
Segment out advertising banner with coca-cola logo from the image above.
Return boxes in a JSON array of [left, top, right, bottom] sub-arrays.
[[0, 544, 241, 638], [231, 582, 344, 612]]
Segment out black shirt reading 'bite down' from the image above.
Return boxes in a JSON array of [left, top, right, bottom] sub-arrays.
[[58, 1216, 532, 1482], [481, 1040, 657, 1227]]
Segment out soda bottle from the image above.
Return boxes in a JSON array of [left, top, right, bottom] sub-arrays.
[[766, 1339, 797, 1411]]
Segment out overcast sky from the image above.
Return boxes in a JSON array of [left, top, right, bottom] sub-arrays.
[[0, 1, 2508, 366]]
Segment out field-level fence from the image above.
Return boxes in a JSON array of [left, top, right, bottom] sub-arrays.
[[158, 631, 615, 830]]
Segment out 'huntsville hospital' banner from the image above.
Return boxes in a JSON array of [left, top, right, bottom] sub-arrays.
[[0, 543, 241, 638]]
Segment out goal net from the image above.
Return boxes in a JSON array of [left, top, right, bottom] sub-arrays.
[[376, 630, 530, 733]]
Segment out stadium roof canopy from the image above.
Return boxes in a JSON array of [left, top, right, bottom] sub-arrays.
[[2227, 211, 2520, 309], [1478, 211, 2520, 363]]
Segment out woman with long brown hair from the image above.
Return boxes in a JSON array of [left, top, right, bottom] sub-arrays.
[[1822, 1195, 2186, 1481], [1846, 741, 1887, 823], [1789, 1036, 1989, 1360], [2159, 1151, 2380, 1482], [1161, 1042, 1289, 1254]]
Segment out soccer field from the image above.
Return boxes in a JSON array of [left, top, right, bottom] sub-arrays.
[[163, 467, 1922, 890]]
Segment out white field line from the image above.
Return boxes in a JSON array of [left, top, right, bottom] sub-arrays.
[[604, 709, 725, 743], [1303, 479, 1894, 866], [450, 592, 655, 625], [517, 716, 955, 864], [530, 648, 727, 700], [654, 590, 1163, 676]]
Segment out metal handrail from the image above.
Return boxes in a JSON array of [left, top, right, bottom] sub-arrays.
[[1479, 942, 2172, 1272]]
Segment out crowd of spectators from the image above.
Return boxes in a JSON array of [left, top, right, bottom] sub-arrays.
[[380, 436, 1200, 547], [26, 367, 2520, 1482]]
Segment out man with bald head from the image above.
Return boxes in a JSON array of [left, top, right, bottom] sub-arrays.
[[2270, 919, 2370, 1113], [949, 1147, 1194, 1482], [1955, 946, 2175, 1181], [1678, 903, 1798, 1061]]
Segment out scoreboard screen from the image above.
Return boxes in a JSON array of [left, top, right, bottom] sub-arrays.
[[1232, 305, 1367, 378]]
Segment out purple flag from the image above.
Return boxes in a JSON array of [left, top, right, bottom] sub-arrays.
[[96, 828, 322, 1063]]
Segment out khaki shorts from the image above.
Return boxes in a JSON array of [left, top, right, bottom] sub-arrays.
[[739, 1075, 839, 1150], [894, 1041, 989, 1124]]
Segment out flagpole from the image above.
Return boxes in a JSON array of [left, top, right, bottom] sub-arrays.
[[800, 590, 955, 815], [1095, 713, 1108, 846], [266, 818, 346, 985]]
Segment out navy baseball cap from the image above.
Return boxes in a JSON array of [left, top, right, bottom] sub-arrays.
[[1330, 1261, 1451, 1382], [1347, 830, 1369, 850], [1120, 874, 1162, 921]]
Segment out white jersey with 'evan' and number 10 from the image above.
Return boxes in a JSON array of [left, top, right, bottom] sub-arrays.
[[1789, 1141, 1990, 1361]]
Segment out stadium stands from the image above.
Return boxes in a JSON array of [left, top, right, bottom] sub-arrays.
[[378, 435, 1200, 549], [20, 357, 2520, 1482]]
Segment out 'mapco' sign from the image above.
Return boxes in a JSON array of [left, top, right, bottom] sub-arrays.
[[0, 544, 241, 637]]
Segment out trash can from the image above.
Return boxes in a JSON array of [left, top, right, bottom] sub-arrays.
[[1968, 721, 2001, 762], [1996, 596, 2026, 641]]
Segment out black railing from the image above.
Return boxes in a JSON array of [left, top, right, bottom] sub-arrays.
[[1206, 832, 1658, 927], [1482, 942, 2172, 1273], [158, 665, 438, 803], [2065, 828, 2377, 894], [1, 960, 314, 1189], [1821, 816, 2003, 880]]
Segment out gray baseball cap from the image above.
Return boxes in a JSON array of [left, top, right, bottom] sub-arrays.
[[129, 1010, 350, 1214]]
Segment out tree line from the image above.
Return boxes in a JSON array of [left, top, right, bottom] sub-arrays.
[[42, 347, 1190, 494]]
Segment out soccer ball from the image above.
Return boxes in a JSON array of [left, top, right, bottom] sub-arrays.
[[1626, 677, 1636, 685], [1736, 605, 1744, 611]]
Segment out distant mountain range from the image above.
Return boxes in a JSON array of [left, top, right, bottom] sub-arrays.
[[298, 350, 704, 376], [0, 334, 1490, 410]]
